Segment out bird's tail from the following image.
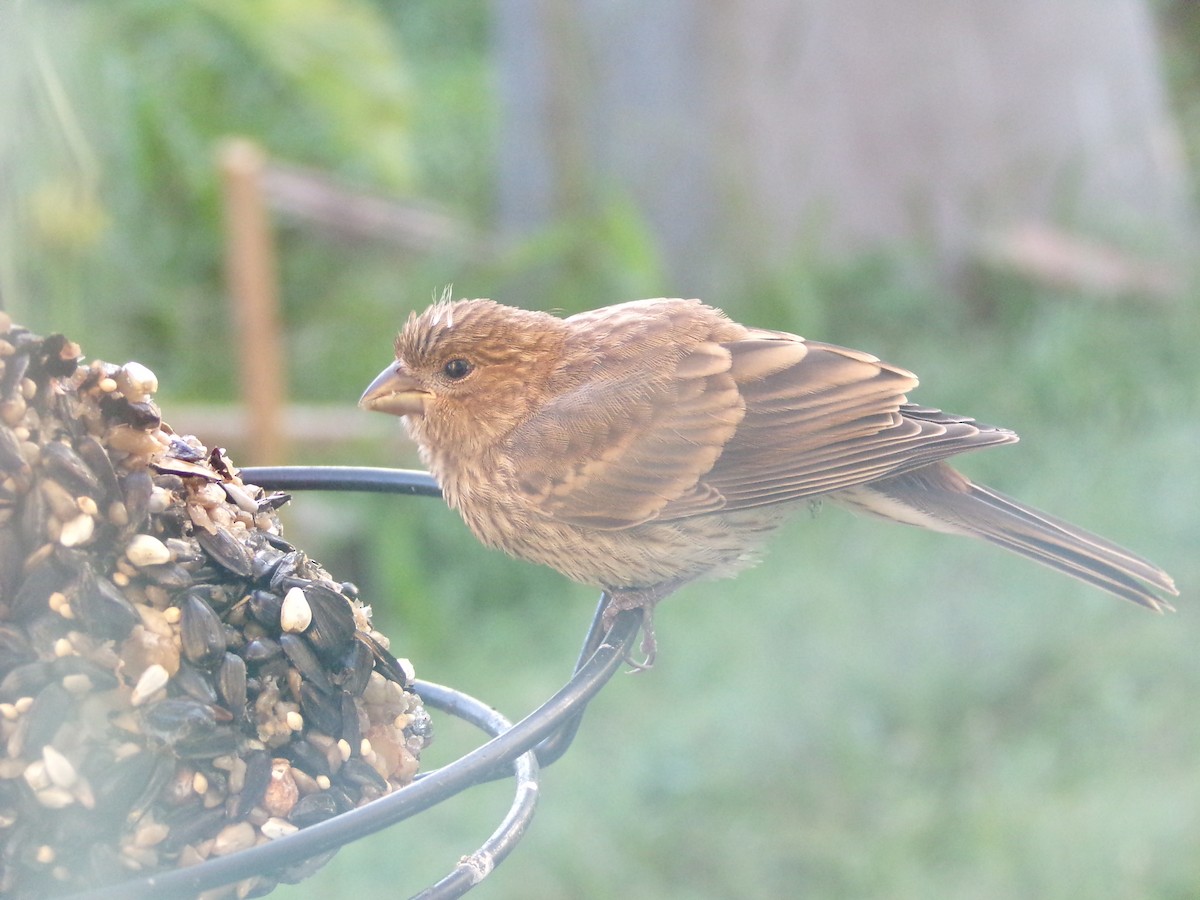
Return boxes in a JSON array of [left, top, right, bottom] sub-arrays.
[[835, 462, 1178, 611]]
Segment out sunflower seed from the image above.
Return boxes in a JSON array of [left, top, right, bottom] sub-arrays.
[[279, 587, 312, 633], [279, 635, 332, 696], [174, 724, 239, 761], [0, 350, 29, 402], [250, 546, 287, 583], [119, 470, 154, 531], [41, 745, 77, 789], [130, 665, 170, 707], [172, 662, 219, 706], [268, 551, 308, 594], [331, 638, 374, 697], [159, 805, 226, 854], [141, 562, 194, 590], [339, 757, 387, 794], [195, 525, 253, 578], [339, 692, 362, 751], [52, 654, 119, 691], [113, 362, 158, 403], [241, 637, 282, 665], [288, 791, 338, 827], [260, 817, 298, 840], [0, 424, 29, 476], [298, 683, 342, 737], [20, 483, 51, 547], [257, 492, 291, 513], [355, 631, 411, 687], [58, 513, 95, 548], [282, 739, 331, 780], [0, 625, 35, 676], [165, 436, 205, 463], [232, 750, 271, 819], [0, 660, 52, 703], [301, 583, 356, 662], [73, 436, 120, 502], [125, 534, 171, 567], [73, 570, 138, 641], [179, 592, 226, 669], [217, 652, 247, 719], [41, 441, 100, 495], [23, 682, 73, 753], [99, 394, 162, 431]]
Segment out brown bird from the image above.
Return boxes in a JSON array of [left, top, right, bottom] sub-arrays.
[[360, 296, 1177, 662]]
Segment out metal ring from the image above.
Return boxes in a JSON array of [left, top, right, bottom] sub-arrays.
[[66, 466, 641, 899]]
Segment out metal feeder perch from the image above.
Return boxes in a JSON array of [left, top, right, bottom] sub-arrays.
[[67, 466, 642, 900]]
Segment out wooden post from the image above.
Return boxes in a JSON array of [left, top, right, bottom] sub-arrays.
[[219, 138, 285, 464]]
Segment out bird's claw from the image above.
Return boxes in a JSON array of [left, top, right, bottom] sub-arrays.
[[602, 588, 666, 672], [625, 619, 658, 671]]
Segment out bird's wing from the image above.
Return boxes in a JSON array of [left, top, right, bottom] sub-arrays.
[[505, 301, 746, 528], [507, 309, 1016, 530], [655, 330, 1018, 520]]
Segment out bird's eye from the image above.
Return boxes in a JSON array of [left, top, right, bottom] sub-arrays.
[[442, 358, 473, 380]]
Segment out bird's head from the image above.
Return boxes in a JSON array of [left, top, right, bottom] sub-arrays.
[[360, 297, 569, 455]]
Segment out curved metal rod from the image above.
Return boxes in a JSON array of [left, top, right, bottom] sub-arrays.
[[66, 681, 525, 900], [410, 608, 640, 899], [83, 464, 639, 897], [407, 683, 540, 900], [241, 465, 441, 497], [241, 466, 635, 771], [521, 591, 617, 771], [66, 612, 642, 900]]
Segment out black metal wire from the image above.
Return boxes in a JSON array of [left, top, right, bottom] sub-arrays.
[[67, 680, 521, 899], [242, 466, 628, 774], [241, 465, 441, 497], [63, 466, 641, 899], [410, 606, 639, 898], [487, 591, 617, 776], [68, 611, 642, 900]]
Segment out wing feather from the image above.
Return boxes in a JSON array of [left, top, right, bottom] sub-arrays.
[[507, 303, 1018, 529], [507, 301, 745, 528], [657, 337, 1018, 520]]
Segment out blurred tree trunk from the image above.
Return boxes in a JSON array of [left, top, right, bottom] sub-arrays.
[[494, 0, 1193, 296]]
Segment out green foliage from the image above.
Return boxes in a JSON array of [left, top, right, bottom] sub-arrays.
[[1160, 0, 1200, 203], [481, 195, 669, 314], [3, 0, 415, 397], [195, 0, 414, 191], [367, 0, 494, 212]]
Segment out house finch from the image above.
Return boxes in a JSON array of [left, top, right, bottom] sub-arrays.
[[360, 296, 1177, 661]]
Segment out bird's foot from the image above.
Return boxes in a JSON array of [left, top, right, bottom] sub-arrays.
[[626, 613, 658, 672], [601, 581, 685, 671]]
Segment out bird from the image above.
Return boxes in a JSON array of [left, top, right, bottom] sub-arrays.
[[360, 295, 1177, 663]]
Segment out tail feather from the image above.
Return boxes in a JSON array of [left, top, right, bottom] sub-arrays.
[[962, 482, 1176, 609], [837, 463, 1178, 612]]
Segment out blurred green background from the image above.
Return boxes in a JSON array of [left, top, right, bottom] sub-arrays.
[[3, 1, 1199, 897]]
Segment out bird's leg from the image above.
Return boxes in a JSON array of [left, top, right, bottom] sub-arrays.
[[602, 580, 686, 670]]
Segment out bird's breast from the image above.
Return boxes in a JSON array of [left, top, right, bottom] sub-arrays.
[[437, 456, 793, 591]]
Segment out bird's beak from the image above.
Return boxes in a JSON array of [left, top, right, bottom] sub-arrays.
[[359, 363, 431, 417]]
